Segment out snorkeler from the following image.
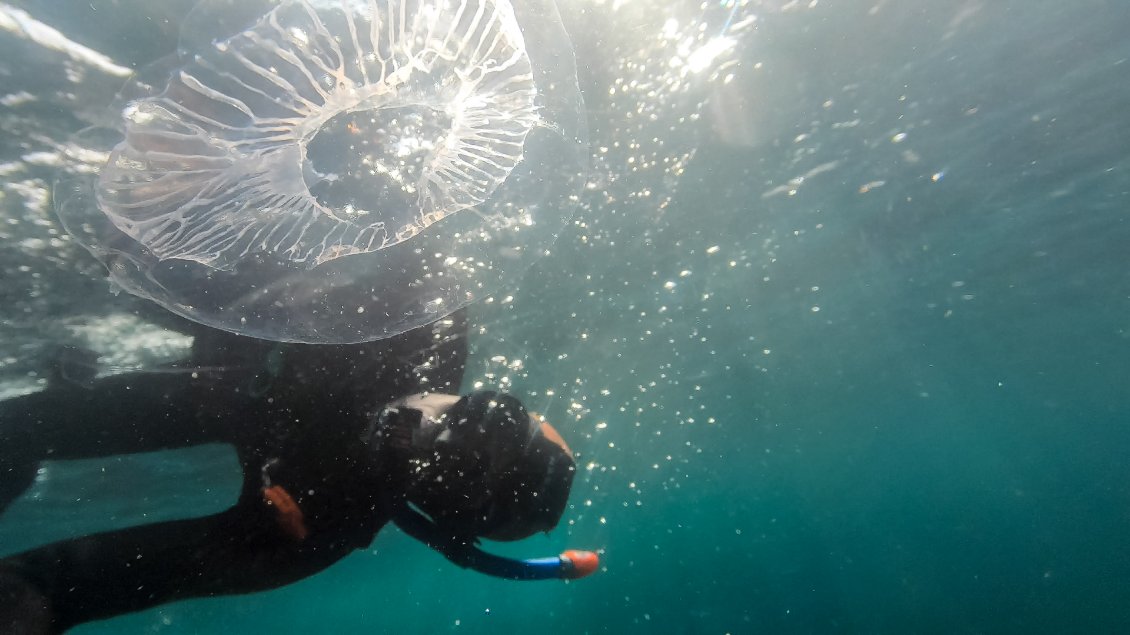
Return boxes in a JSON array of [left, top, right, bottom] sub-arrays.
[[0, 309, 598, 633]]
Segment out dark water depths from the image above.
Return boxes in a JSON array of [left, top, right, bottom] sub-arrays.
[[1, 0, 1128, 632]]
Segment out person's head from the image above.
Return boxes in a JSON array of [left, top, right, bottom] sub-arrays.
[[372, 391, 575, 542]]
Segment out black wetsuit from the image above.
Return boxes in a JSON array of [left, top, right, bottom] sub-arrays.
[[0, 311, 467, 632]]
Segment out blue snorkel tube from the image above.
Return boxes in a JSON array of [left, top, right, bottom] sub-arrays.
[[394, 506, 599, 581], [446, 545, 600, 581]]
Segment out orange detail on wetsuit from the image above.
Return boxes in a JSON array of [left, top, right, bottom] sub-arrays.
[[262, 485, 310, 541]]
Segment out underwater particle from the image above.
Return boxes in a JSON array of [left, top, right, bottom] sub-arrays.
[[55, 0, 587, 343]]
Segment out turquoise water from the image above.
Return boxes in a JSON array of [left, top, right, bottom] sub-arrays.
[[2, 0, 1129, 632]]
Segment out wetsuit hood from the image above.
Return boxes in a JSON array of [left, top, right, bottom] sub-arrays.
[[369, 391, 575, 542]]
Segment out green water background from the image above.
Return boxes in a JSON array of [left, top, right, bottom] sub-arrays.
[[1, 0, 1128, 632]]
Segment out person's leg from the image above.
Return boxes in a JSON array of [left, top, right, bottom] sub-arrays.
[[0, 461, 37, 522], [0, 566, 51, 635], [0, 505, 317, 632], [0, 372, 226, 514]]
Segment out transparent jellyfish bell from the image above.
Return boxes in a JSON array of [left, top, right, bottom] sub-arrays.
[[55, 0, 587, 343]]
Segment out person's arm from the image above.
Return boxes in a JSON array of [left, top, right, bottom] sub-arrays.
[[0, 501, 335, 632], [0, 371, 226, 514]]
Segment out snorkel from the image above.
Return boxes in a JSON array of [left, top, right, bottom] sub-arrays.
[[393, 504, 600, 580]]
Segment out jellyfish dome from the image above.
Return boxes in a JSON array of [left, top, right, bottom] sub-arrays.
[[56, 0, 586, 343]]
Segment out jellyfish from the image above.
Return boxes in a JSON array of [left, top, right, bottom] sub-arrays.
[[55, 0, 587, 343]]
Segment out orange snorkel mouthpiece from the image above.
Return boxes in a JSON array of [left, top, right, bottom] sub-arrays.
[[559, 550, 600, 579]]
